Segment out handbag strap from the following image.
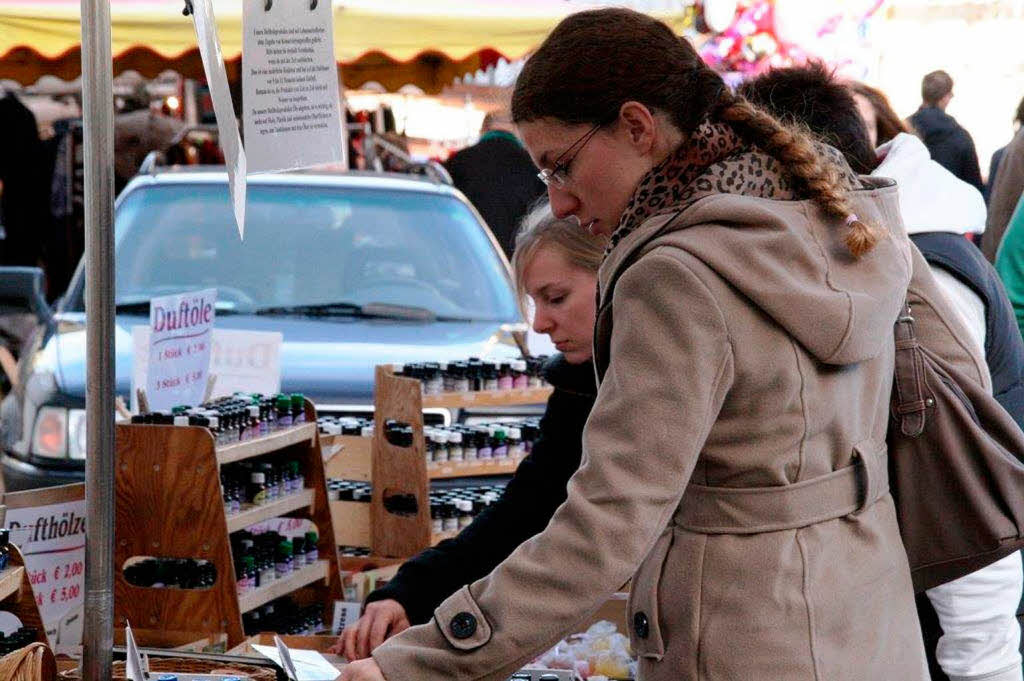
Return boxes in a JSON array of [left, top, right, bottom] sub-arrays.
[[892, 303, 934, 436]]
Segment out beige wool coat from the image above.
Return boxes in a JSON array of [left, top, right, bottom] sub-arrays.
[[372, 179, 961, 680]]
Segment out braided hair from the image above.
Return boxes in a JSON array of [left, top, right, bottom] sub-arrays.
[[512, 7, 878, 257]]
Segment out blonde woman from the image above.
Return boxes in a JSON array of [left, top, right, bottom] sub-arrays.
[[335, 204, 607, 660]]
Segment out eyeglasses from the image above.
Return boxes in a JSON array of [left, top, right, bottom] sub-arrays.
[[536, 122, 604, 189]]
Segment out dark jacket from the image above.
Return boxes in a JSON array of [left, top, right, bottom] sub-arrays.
[[912, 232, 1024, 431], [986, 145, 1007, 204], [364, 354, 597, 624], [909, 106, 984, 193], [443, 132, 545, 259]]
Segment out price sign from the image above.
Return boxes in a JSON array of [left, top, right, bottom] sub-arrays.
[[4, 484, 86, 645], [147, 289, 216, 412]]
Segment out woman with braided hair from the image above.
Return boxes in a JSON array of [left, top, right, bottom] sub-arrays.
[[341, 9, 927, 681]]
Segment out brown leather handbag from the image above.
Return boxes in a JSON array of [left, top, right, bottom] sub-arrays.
[[889, 304, 1024, 592]]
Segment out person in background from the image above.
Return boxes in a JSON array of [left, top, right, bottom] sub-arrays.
[[995, 192, 1024, 336], [985, 96, 1024, 204], [909, 70, 985, 194], [344, 8, 930, 681], [334, 205, 605, 660], [444, 112, 545, 259], [741, 62, 1024, 681], [849, 81, 917, 149], [985, 117, 1024, 263]]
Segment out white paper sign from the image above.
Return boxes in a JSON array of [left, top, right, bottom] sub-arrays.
[[191, 0, 248, 238], [131, 327, 282, 412], [253, 642, 341, 680], [5, 487, 86, 645], [146, 289, 216, 412], [243, 0, 345, 173], [209, 328, 283, 398]]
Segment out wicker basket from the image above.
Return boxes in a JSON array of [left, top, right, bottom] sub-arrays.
[[0, 643, 57, 681], [57, 656, 277, 681]]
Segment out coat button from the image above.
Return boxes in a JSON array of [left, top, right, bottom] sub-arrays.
[[633, 612, 650, 639], [449, 612, 477, 640]]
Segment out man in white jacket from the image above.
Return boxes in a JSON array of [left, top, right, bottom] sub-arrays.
[[741, 64, 1024, 681]]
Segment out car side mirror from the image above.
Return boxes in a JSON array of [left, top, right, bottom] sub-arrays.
[[0, 267, 53, 325]]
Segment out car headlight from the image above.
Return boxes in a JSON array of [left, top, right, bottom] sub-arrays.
[[67, 409, 87, 460], [31, 406, 67, 458]]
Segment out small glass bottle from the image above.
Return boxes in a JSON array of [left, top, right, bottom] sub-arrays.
[[276, 395, 293, 429], [493, 429, 508, 459], [442, 503, 459, 532], [483, 363, 500, 391], [430, 502, 443, 534], [512, 360, 529, 389], [449, 431, 464, 462], [453, 362, 470, 392], [463, 431, 478, 461], [247, 406, 261, 441], [528, 358, 543, 388], [291, 393, 306, 424], [292, 536, 306, 568], [276, 540, 293, 578], [306, 540, 323, 568], [497, 363, 514, 390], [0, 530, 10, 571], [457, 500, 473, 530], [508, 427, 523, 459], [249, 472, 268, 506], [305, 531, 319, 563], [441, 363, 456, 393], [433, 432, 449, 464], [478, 430, 493, 460]]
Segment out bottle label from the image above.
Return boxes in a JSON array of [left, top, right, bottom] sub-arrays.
[[306, 549, 318, 563], [279, 414, 293, 428], [253, 490, 267, 506], [494, 445, 508, 458], [276, 561, 291, 578]]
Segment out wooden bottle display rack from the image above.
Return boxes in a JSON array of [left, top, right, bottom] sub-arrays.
[[0, 544, 48, 643], [114, 400, 343, 648], [328, 365, 552, 561]]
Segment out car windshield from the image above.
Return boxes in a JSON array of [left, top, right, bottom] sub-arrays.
[[71, 181, 518, 321]]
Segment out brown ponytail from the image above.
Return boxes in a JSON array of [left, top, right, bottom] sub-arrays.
[[715, 94, 879, 257]]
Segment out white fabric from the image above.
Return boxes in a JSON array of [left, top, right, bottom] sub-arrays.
[[872, 134, 1023, 680], [874, 133, 987, 235]]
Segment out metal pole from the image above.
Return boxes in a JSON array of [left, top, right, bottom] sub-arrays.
[[80, 0, 116, 678]]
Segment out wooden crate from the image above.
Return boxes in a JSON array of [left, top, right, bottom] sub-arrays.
[[114, 401, 343, 648]]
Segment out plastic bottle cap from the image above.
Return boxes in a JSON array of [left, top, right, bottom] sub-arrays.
[[249, 406, 259, 417], [513, 360, 527, 371], [251, 472, 266, 484], [450, 432, 463, 444], [173, 416, 189, 426]]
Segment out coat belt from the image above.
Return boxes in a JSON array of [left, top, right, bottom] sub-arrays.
[[674, 449, 889, 535]]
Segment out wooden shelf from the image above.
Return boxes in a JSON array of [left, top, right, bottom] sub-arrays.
[[238, 559, 330, 614], [226, 488, 316, 533], [0, 566, 26, 602], [217, 422, 317, 466], [421, 387, 552, 409], [428, 458, 521, 479]]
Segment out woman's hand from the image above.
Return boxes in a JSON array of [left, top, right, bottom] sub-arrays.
[[331, 599, 411, 661], [339, 657, 386, 681]]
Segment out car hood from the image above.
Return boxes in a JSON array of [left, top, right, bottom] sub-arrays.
[[47, 313, 522, 406]]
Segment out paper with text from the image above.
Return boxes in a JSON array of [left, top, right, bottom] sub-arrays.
[[243, 0, 345, 172], [147, 289, 216, 412]]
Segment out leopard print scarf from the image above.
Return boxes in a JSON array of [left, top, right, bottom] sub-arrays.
[[607, 118, 861, 254]]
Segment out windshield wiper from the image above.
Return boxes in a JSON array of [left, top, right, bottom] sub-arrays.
[[115, 300, 242, 315], [255, 301, 478, 322]]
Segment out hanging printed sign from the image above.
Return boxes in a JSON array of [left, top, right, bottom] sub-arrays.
[[243, 0, 346, 172], [4, 484, 86, 645], [146, 289, 216, 412]]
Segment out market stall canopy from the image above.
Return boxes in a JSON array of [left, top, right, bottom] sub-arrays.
[[0, 0, 687, 92]]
